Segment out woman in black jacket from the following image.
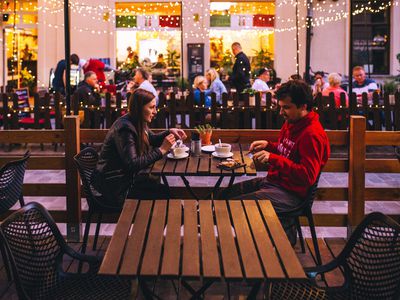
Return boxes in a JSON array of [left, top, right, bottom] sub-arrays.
[[92, 88, 186, 205]]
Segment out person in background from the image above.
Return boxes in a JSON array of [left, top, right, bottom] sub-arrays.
[[133, 68, 158, 104], [92, 89, 187, 205], [322, 73, 349, 108], [74, 71, 100, 106], [312, 71, 329, 96], [352, 65, 378, 103], [205, 68, 227, 104], [289, 74, 302, 81], [229, 42, 251, 95], [252, 68, 271, 104], [193, 75, 211, 108], [219, 80, 330, 246], [52, 53, 80, 95]]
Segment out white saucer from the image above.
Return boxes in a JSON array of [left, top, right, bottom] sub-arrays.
[[201, 145, 215, 153], [167, 152, 189, 160], [212, 151, 233, 158]]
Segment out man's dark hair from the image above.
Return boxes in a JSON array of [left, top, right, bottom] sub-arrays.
[[70, 54, 80, 65], [275, 80, 314, 111], [84, 71, 96, 81], [289, 74, 302, 80], [314, 71, 325, 78], [135, 68, 149, 80]]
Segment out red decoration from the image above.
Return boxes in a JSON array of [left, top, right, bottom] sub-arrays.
[[159, 15, 181, 28], [253, 14, 275, 27]]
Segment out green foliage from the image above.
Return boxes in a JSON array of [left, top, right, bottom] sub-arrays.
[[252, 49, 273, 72], [175, 77, 190, 90], [242, 88, 257, 96], [166, 49, 180, 68], [195, 124, 213, 134], [220, 50, 233, 75], [383, 80, 399, 95], [20, 67, 36, 94]]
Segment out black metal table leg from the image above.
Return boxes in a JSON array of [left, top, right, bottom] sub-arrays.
[[139, 279, 163, 300], [247, 281, 262, 299], [181, 279, 215, 300], [180, 175, 200, 200]]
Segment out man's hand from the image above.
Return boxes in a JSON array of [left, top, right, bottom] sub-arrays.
[[169, 128, 187, 140], [249, 140, 268, 153], [253, 150, 270, 164], [159, 134, 176, 155]]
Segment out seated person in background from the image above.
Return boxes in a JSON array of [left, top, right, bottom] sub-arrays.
[[322, 73, 349, 108], [312, 71, 329, 96], [193, 75, 211, 108], [134, 68, 158, 104], [154, 54, 167, 69], [74, 71, 100, 106], [92, 89, 186, 205], [219, 80, 330, 246], [206, 68, 227, 105], [252, 68, 271, 104], [352, 65, 378, 103]]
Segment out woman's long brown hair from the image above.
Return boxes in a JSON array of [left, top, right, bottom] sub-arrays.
[[128, 89, 156, 155]]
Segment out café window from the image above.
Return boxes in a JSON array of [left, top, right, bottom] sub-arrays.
[[209, 1, 275, 77], [352, 0, 390, 74]]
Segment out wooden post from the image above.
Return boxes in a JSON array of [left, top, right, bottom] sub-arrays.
[[64, 116, 81, 242], [347, 115, 365, 237]]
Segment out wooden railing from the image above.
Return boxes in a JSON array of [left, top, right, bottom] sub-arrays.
[[0, 116, 398, 241]]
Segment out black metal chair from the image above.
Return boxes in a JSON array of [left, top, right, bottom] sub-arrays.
[[0, 202, 131, 300], [0, 151, 30, 281], [73, 147, 122, 254], [277, 172, 322, 265], [270, 212, 400, 299]]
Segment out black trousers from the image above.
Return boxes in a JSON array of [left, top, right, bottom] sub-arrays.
[[127, 174, 170, 200]]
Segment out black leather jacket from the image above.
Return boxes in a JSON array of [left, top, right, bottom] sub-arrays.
[[91, 113, 169, 204]]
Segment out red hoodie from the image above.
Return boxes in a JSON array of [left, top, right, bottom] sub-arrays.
[[266, 111, 330, 198]]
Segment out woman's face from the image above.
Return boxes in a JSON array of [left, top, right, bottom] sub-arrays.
[[142, 98, 157, 123], [206, 73, 211, 82]]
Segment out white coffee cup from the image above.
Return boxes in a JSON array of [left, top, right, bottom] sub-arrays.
[[172, 146, 186, 157], [215, 143, 231, 156]]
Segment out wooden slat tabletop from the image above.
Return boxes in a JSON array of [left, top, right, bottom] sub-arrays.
[[99, 199, 307, 283]]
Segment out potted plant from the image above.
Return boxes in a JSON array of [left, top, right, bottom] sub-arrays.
[[383, 80, 399, 105], [166, 49, 181, 77], [195, 124, 213, 145], [220, 50, 233, 79], [252, 48, 273, 72], [242, 87, 257, 106], [20, 67, 36, 95]]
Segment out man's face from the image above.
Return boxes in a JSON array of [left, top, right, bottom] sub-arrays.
[[315, 74, 324, 83], [261, 72, 270, 82], [353, 69, 366, 85], [231, 46, 239, 56], [86, 74, 98, 88], [278, 96, 306, 123], [134, 71, 143, 84]]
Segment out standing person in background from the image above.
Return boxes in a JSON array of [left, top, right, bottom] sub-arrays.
[[322, 73, 349, 108], [52, 54, 80, 95], [252, 68, 271, 104], [206, 68, 227, 104], [229, 42, 251, 96]]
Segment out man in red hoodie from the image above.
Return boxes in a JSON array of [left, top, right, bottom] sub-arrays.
[[220, 80, 330, 245]]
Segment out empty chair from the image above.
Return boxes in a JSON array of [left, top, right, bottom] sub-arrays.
[[74, 147, 122, 254], [0, 202, 131, 300], [270, 212, 400, 299], [277, 173, 322, 265], [0, 151, 30, 281]]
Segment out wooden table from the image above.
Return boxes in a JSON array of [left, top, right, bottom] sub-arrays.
[[149, 144, 256, 200], [99, 199, 306, 299]]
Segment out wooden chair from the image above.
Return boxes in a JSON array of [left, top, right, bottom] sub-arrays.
[[0, 202, 131, 300], [270, 212, 400, 299]]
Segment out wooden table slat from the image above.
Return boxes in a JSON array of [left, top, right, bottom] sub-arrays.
[[119, 200, 153, 276], [186, 156, 200, 175], [151, 158, 166, 175], [163, 157, 177, 174], [198, 154, 210, 174], [229, 200, 264, 279], [99, 200, 138, 275], [242, 200, 286, 279], [241, 151, 257, 176], [209, 154, 223, 175], [258, 200, 306, 279], [182, 200, 201, 279], [161, 200, 182, 277], [199, 200, 221, 279], [139, 200, 168, 277], [232, 151, 245, 175], [213, 200, 243, 280], [174, 157, 189, 174]]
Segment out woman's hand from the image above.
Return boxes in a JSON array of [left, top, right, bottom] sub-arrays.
[[249, 140, 268, 153], [169, 128, 187, 141], [159, 134, 176, 155]]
